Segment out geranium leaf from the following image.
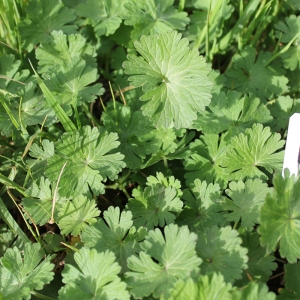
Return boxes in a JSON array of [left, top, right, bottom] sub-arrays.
[[177, 179, 227, 231], [277, 263, 300, 299], [123, 0, 190, 40], [258, 170, 300, 263], [184, 133, 229, 188], [19, 0, 77, 52], [59, 248, 130, 300], [193, 91, 272, 138], [232, 282, 276, 300], [126, 183, 183, 230], [221, 124, 285, 181], [275, 15, 300, 70], [22, 177, 66, 225], [45, 126, 125, 198], [0, 243, 54, 300], [125, 224, 201, 299], [58, 195, 100, 236], [36, 30, 96, 74], [75, 0, 126, 36], [236, 231, 277, 285], [196, 226, 248, 283], [225, 46, 289, 100], [166, 273, 234, 300], [102, 103, 146, 169], [81, 206, 147, 273], [222, 179, 272, 229], [123, 31, 212, 129]]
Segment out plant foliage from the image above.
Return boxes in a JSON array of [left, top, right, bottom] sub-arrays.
[[0, 0, 298, 298]]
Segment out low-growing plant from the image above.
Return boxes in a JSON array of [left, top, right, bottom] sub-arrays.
[[0, 0, 300, 299]]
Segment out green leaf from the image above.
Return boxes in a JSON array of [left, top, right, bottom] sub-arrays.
[[126, 183, 183, 230], [19, 0, 77, 52], [81, 206, 147, 272], [196, 226, 248, 283], [123, 0, 190, 40], [237, 231, 277, 285], [59, 248, 130, 300], [22, 177, 66, 225], [221, 124, 284, 181], [177, 179, 227, 231], [125, 224, 201, 299], [58, 195, 100, 236], [136, 114, 186, 156], [0, 225, 25, 257], [102, 103, 146, 169], [258, 171, 300, 263], [36, 30, 96, 74], [277, 263, 300, 299], [43, 57, 104, 113], [275, 15, 300, 70], [45, 126, 125, 198], [232, 282, 276, 300], [75, 0, 127, 36], [193, 91, 272, 137], [222, 179, 272, 229], [0, 243, 54, 300], [123, 31, 213, 129], [225, 46, 289, 100], [184, 133, 229, 188], [27, 139, 55, 178], [146, 172, 183, 197], [0, 54, 30, 96], [166, 273, 234, 300]]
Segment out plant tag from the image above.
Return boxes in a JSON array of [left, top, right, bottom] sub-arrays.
[[282, 113, 300, 178]]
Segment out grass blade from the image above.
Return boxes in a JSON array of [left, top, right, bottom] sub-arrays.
[[28, 59, 77, 132]]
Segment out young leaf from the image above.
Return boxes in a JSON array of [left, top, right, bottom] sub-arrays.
[[19, 0, 77, 52], [123, 0, 190, 39], [221, 124, 285, 181], [59, 248, 130, 300], [166, 273, 234, 300], [184, 133, 229, 188], [125, 224, 201, 299], [123, 31, 213, 129], [196, 226, 248, 283], [126, 183, 183, 230], [81, 207, 147, 272], [57, 195, 100, 236], [45, 126, 125, 198], [275, 15, 300, 71], [222, 179, 272, 229], [177, 179, 227, 231], [0, 243, 54, 300], [193, 91, 272, 137], [225, 46, 289, 100], [258, 171, 300, 263]]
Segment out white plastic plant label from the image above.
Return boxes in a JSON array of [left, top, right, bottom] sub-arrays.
[[282, 113, 300, 178]]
